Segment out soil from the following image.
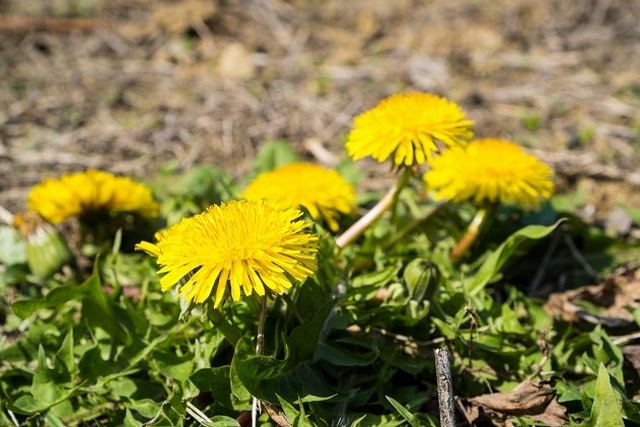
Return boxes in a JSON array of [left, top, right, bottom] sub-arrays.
[[1, 0, 639, 214]]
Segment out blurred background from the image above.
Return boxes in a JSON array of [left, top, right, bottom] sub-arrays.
[[1, 0, 639, 229]]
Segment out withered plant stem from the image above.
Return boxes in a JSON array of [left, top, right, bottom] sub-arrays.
[[335, 168, 412, 248], [450, 207, 489, 262]]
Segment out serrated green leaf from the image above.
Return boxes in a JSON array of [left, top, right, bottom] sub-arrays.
[[584, 363, 624, 427], [81, 264, 127, 340], [229, 355, 252, 406], [79, 346, 115, 383], [108, 377, 138, 398], [44, 412, 67, 427], [125, 398, 161, 419], [316, 341, 378, 367], [190, 367, 234, 409], [385, 396, 421, 427], [56, 329, 74, 376], [11, 261, 110, 321], [276, 394, 301, 426], [10, 346, 78, 414], [556, 381, 582, 403], [11, 281, 90, 318], [351, 265, 400, 288], [32, 346, 71, 405], [206, 416, 241, 427], [152, 350, 194, 383], [275, 394, 316, 427], [465, 221, 561, 295], [123, 408, 142, 427], [10, 395, 45, 414], [499, 305, 527, 335], [351, 414, 406, 427], [285, 301, 333, 369], [11, 298, 45, 319]]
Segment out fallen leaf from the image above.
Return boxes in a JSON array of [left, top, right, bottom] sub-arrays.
[[622, 345, 640, 375], [465, 381, 567, 426], [263, 403, 292, 427], [544, 263, 640, 327]]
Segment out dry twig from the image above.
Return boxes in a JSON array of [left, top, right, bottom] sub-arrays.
[[434, 347, 456, 427]]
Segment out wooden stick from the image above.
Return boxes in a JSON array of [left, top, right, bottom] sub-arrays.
[[434, 347, 456, 427]]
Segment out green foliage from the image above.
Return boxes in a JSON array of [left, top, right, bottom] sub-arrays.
[[1, 142, 640, 426], [0, 226, 26, 265], [152, 164, 237, 225], [582, 364, 624, 427], [464, 221, 561, 295], [251, 140, 301, 176], [520, 112, 541, 132]]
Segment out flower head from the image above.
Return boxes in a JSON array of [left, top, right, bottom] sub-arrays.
[[243, 163, 355, 231], [424, 138, 554, 206], [345, 92, 473, 166], [136, 200, 318, 307], [12, 211, 71, 279], [28, 170, 158, 223]]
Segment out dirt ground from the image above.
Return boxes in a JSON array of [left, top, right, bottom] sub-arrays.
[[1, 0, 639, 216]]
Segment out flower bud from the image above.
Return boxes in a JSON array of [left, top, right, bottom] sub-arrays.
[[403, 258, 439, 301], [13, 212, 71, 279]]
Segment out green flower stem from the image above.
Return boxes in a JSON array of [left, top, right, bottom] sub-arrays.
[[281, 293, 303, 322], [256, 296, 267, 357], [209, 309, 242, 346], [335, 168, 412, 249], [450, 207, 490, 262], [252, 296, 268, 427], [63, 402, 116, 426], [383, 202, 445, 250], [390, 167, 413, 223]]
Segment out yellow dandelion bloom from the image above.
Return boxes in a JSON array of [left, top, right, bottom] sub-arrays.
[[345, 92, 474, 166], [243, 163, 355, 231], [28, 170, 159, 224], [136, 200, 318, 307], [424, 138, 554, 206]]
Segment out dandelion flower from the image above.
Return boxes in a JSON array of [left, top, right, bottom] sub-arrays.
[[243, 163, 355, 231], [345, 92, 474, 166], [136, 200, 318, 307], [424, 138, 554, 206], [28, 170, 159, 224]]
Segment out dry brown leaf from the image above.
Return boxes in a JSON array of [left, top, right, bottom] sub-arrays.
[[263, 404, 292, 427], [622, 345, 640, 375], [544, 264, 640, 327], [465, 381, 567, 426]]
